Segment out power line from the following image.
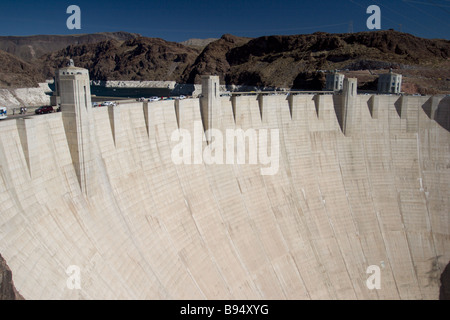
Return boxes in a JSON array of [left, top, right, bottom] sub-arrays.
[[371, 0, 444, 35], [348, 0, 408, 28], [429, 0, 450, 15], [402, 0, 450, 28], [402, 0, 450, 9]]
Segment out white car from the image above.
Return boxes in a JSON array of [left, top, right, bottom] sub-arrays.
[[100, 101, 117, 107], [148, 97, 161, 102]]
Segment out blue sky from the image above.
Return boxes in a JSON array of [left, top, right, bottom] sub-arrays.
[[0, 0, 449, 41]]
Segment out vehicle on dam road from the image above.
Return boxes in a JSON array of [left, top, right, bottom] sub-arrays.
[[148, 96, 161, 102], [99, 101, 116, 107], [0, 107, 7, 120], [35, 106, 54, 114]]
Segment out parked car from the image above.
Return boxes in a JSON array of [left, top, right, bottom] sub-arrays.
[[35, 106, 54, 114], [148, 97, 161, 102], [99, 101, 116, 107], [0, 107, 7, 120]]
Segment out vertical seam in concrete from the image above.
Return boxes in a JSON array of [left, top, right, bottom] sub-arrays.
[[388, 100, 423, 298], [260, 105, 311, 299], [229, 109, 288, 299], [210, 98, 264, 298], [284, 129, 337, 298], [359, 136, 397, 299], [275, 103, 313, 298], [415, 111, 442, 288], [91, 108, 171, 299], [317, 177, 357, 298]]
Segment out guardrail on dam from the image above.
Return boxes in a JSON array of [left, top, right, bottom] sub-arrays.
[[0, 69, 449, 299]]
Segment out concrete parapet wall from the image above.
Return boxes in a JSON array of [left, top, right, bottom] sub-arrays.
[[0, 93, 448, 299]]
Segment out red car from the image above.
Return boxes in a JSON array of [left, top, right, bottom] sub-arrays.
[[35, 106, 54, 114]]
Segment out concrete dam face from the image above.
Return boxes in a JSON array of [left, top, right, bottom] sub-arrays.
[[0, 72, 449, 299]]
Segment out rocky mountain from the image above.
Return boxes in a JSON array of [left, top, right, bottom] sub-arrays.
[[195, 30, 450, 91], [39, 37, 200, 82], [0, 254, 23, 300], [2, 30, 449, 93], [0, 49, 45, 87], [181, 34, 252, 84], [0, 31, 140, 62]]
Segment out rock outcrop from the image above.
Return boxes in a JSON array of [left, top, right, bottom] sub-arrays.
[[39, 37, 200, 83], [0, 32, 140, 62], [1, 30, 449, 94], [38, 30, 450, 93], [0, 49, 45, 88], [0, 254, 23, 300]]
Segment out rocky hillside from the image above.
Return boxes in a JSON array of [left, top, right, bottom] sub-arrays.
[[181, 34, 252, 84], [0, 254, 23, 300], [39, 37, 200, 82], [0, 31, 140, 62], [1, 30, 449, 93], [196, 30, 450, 91], [0, 49, 45, 87]]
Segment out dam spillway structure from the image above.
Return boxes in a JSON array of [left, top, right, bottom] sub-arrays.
[[0, 67, 449, 300]]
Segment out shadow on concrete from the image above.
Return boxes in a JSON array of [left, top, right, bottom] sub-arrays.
[[332, 94, 344, 133], [394, 97, 402, 118], [285, 94, 292, 119], [440, 260, 450, 300], [367, 95, 375, 118], [422, 96, 450, 132], [313, 95, 320, 118], [435, 97, 450, 132]]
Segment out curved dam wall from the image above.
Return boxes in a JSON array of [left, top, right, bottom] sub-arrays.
[[0, 93, 448, 299]]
